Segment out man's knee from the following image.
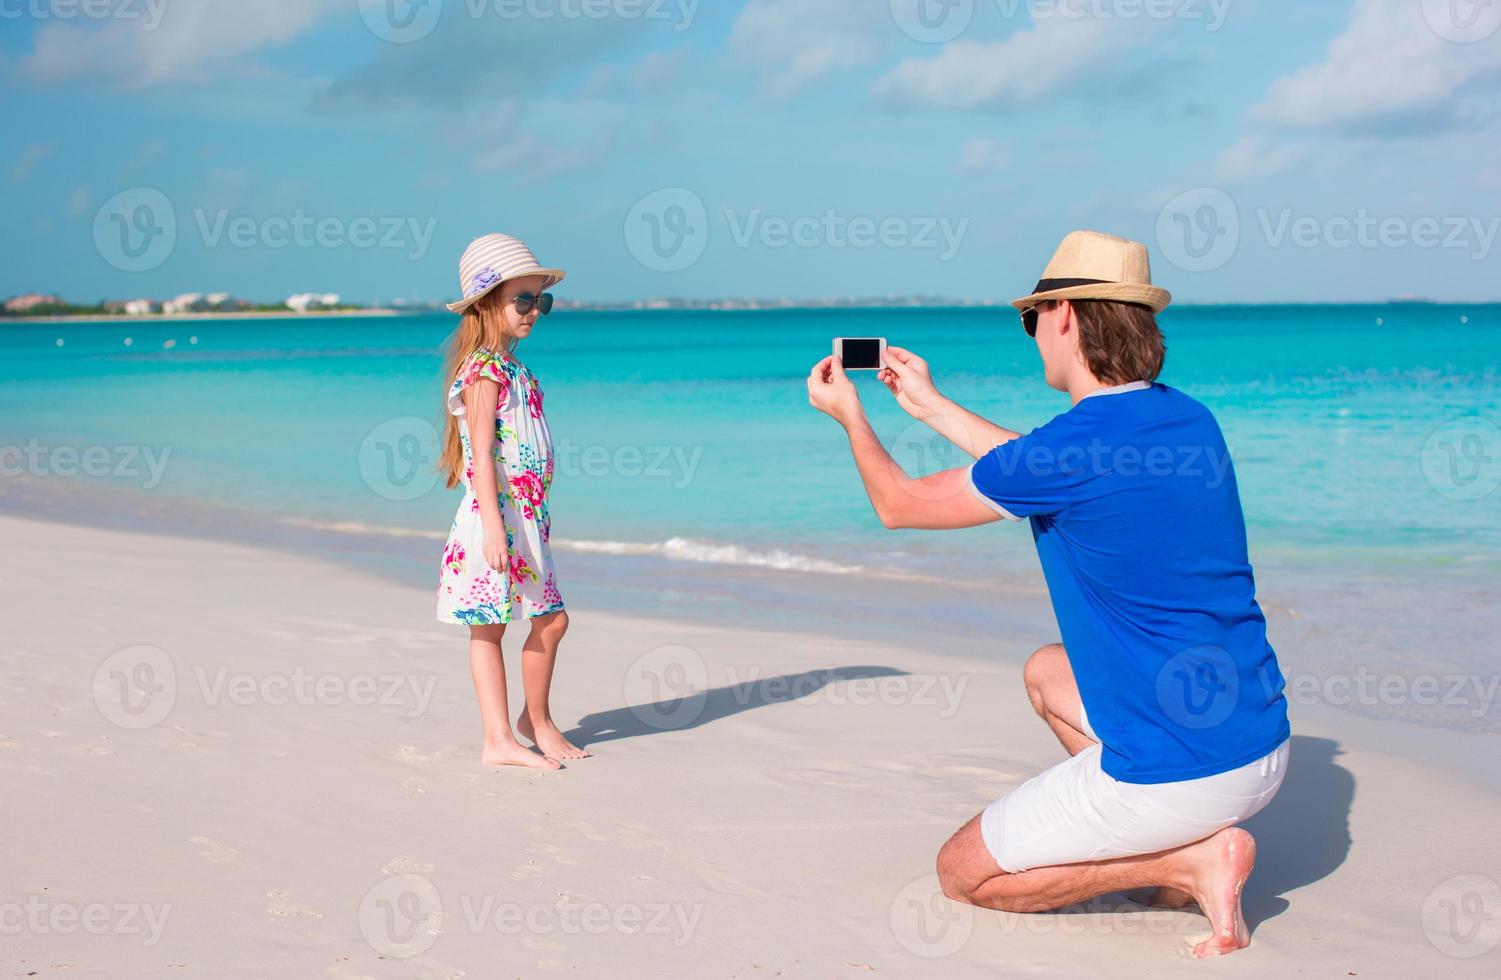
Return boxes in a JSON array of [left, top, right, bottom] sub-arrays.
[[936, 836, 974, 905], [1023, 643, 1066, 717]]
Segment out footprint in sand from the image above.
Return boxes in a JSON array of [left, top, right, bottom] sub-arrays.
[[381, 856, 436, 875], [266, 889, 325, 921], [190, 836, 238, 863]]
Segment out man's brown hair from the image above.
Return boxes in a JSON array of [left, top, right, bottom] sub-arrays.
[[1048, 299, 1166, 385]]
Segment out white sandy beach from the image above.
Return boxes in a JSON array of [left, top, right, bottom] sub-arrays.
[[3, 513, 1499, 978]]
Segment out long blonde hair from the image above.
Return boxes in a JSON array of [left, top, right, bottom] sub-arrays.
[[438, 293, 517, 489]]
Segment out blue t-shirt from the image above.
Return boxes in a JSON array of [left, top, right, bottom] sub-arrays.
[[969, 382, 1289, 784]]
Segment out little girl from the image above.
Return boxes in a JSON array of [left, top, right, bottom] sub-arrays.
[[436, 233, 587, 769]]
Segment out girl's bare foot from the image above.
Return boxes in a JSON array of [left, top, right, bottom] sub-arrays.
[[1182, 827, 1257, 958], [481, 738, 562, 770], [517, 714, 590, 760]]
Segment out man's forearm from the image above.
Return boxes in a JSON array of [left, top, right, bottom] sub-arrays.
[[842, 413, 911, 528], [921, 397, 1022, 458]]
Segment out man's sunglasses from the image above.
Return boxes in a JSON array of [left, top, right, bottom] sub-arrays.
[[1021, 306, 1039, 337], [512, 292, 554, 316]]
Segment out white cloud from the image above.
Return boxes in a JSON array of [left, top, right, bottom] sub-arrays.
[[65, 185, 92, 218], [19, 0, 339, 89], [1250, 0, 1501, 133], [871, 16, 1142, 111], [1212, 134, 1310, 182], [959, 138, 1012, 172], [728, 0, 888, 100], [8, 142, 58, 183]]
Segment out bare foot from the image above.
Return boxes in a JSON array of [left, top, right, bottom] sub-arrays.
[[481, 738, 562, 770], [1183, 827, 1256, 958], [1150, 885, 1196, 909], [517, 714, 590, 761]]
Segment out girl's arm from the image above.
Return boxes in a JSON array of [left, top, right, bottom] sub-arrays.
[[463, 379, 508, 570]]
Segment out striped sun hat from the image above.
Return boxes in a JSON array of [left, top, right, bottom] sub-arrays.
[[446, 233, 567, 314]]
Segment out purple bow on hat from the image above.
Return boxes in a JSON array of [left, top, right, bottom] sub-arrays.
[[466, 267, 500, 298]]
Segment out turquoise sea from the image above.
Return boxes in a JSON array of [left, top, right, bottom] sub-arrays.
[[3, 305, 1498, 730]]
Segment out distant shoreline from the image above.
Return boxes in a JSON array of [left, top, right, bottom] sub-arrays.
[[2, 308, 413, 324]]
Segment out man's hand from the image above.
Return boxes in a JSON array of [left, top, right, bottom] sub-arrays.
[[878, 346, 946, 422], [807, 355, 864, 425]]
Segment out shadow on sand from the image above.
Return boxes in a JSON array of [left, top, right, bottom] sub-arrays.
[[1238, 734, 1356, 929], [563, 665, 908, 747]]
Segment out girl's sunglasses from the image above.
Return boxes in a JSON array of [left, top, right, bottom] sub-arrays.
[[512, 292, 554, 316]]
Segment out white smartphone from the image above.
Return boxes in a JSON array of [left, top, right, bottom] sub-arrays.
[[833, 337, 887, 371]]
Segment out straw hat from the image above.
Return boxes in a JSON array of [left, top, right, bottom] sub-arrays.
[[1011, 230, 1171, 313], [446, 233, 566, 314]]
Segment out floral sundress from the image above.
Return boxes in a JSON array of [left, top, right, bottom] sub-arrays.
[[436, 347, 564, 625]]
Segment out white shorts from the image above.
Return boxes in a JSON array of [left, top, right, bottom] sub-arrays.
[[980, 704, 1290, 874]]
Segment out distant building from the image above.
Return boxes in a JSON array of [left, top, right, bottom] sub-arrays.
[[285, 292, 341, 313], [162, 293, 209, 314], [124, 299, 160, 316], [5, 293, 63, 312], [204, 292, 248, 311]]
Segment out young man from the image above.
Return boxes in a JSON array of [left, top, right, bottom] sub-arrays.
[[806, 230, 1290, 958]]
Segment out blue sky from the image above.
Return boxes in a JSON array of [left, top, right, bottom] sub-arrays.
[[2, 0, 1498, 304]]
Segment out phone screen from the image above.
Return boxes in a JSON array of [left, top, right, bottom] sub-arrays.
[[841, 338, 883, 369]]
